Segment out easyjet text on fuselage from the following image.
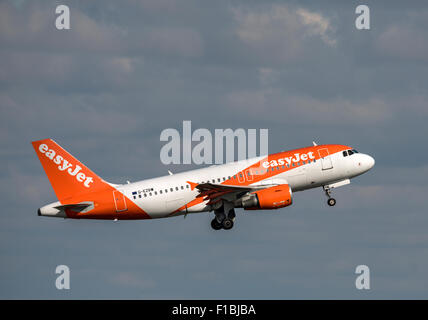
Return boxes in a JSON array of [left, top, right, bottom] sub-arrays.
[[262, 152, 315, 168]]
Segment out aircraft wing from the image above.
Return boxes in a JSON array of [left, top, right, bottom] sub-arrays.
[[187, 181, 261, 206]]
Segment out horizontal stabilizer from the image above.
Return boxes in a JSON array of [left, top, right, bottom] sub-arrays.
[[54, 203, 91, 211], [38, 201, 93, 218]]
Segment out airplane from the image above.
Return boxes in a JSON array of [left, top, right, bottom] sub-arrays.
[[32, 139, 375, 230]]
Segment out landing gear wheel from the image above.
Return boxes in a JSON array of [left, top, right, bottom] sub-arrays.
[[327, 198, 336, 206], [211, 219, 222, 230], [222, 218, 234, 230]]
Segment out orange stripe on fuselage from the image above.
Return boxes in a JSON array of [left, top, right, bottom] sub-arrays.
[[223, 144, 350, 186], [169, 144, 349, 215], [63, 185, 151, 220]]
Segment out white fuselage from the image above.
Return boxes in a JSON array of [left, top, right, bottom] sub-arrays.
[[119, 148, 374, 218]]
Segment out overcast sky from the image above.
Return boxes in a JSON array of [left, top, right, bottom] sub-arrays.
[[1, 0, 428, 299]]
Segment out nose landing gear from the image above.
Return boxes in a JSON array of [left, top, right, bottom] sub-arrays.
[[323, 186, 336, 207]]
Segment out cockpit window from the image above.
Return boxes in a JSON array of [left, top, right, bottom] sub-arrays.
[[348, 150, 354, 156], [352, 149, 359, 153], [343, 151, 348, 157]]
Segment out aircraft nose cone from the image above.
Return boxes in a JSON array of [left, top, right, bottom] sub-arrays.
[[367, 155, 375, 169], [356, 154, 375, 173]]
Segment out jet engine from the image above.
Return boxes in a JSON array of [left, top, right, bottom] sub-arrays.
[[238, 184, 293, 210]]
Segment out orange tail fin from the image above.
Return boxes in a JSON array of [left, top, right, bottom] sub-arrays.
[[31, 139, 110, 201]]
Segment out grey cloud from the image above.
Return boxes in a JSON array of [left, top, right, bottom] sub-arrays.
[[140, 27, 204, 58], [376, 25, 428, 61], [230, 4, 336, 65], [0, 1, 204, 59], [225, 90, 392, 125], [0, 2, 121, 55], [110, 272, 157, 289]]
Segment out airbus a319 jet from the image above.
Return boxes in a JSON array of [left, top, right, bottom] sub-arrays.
[[32, 139, 374, 230]]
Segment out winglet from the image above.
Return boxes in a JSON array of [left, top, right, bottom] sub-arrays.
[[186, 181, 198, 190]]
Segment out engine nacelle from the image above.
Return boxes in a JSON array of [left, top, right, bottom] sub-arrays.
[[240, 184, 293, 210]]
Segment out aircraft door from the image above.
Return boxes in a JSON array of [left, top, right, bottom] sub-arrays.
[[237, 172, 245, 184], [113, 189, 128, 212], [318, 148, 333, 170], [245, 169, 254, 182]]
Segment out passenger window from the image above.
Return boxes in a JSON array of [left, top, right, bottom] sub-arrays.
[[139, 194, 142, 198], [228, 176, 231, 179], [223, 177, 226, 181], [165, 189, 168, 193], [154, 191, 157, 195], [175, 187, 179, 191], [217, 178, 221, 182], [149, 193, 152, 196], [292, 163, 295, 167], [181, 186, 184, 190], [170, 188, 173, 192], [186, 185, 189, 188], [159, 190, 162, 194], [144, 194, 147, 197]]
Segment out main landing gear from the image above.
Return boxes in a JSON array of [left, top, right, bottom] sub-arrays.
[[323, 185, 337, 207], [211, 203, 236, 230]]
